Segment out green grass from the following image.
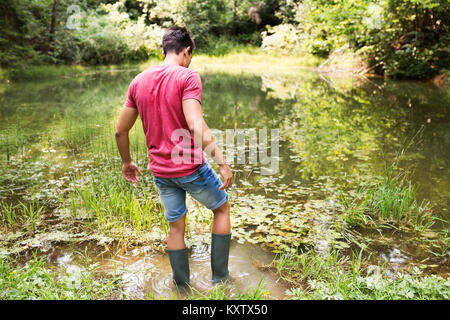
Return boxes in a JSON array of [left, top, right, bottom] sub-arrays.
[[287, 267, 450, 300], [272, 247, 362, 286], [0, 252, 123, 300], [64, 160, 168, 237], [19, 198, 44, 233], [272, 248, 450, 300], [187, 276, 270, 300], [190, 48, 321, 74], [0, 198, 44, 232], [4, 63, 152, 81], [339, 175, 435, 232], [0, 201, 17, 227]]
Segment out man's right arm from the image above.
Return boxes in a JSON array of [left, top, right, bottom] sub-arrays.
[[182, 98, 233, 190]]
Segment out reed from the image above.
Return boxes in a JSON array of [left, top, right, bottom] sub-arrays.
[[64, 161, 166, 237], [339, 175, 435, 232], [19, 198, 44, 233], [0, 200, 17, 227]]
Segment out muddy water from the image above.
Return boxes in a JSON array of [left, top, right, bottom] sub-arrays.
[[25, 241, 289, 299]]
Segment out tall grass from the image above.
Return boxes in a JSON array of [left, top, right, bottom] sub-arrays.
[[0, 201, 17, 227], [0, 198, 43, 232], [272, 248, 450, 300], [272, 247, 362, 286], [65, 163, 167, 237], [19, 198, 44, 233], [339, 175, 435, 232]]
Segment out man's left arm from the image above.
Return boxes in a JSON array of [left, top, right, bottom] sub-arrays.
[[115, 106, 142, 183]]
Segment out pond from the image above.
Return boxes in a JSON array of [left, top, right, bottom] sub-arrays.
[[0, 62, 449, 297]]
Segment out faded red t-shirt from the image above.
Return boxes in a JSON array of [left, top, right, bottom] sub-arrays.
[[124, 64, 205, 177]]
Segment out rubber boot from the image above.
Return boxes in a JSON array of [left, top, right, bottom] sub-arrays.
[[168, 247, 190, 287], [211, 232, 231, 283]]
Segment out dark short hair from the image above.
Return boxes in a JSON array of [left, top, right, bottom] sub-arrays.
[[162, 26, 195, 55]]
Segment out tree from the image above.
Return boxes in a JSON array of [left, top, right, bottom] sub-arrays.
[[49, 0, 60, 42]]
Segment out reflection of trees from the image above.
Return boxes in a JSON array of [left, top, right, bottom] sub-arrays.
[[201, 72, 279, 130], [0, 71, 137, 160], [258, 71, 449, 213], [262, 73, 412, 181]]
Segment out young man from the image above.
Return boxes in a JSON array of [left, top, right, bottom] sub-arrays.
[[115, 26, 233, 286]]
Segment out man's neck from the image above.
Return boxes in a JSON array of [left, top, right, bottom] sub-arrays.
[[161, 55, 182, 67]]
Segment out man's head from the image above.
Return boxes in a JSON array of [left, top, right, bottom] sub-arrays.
[[162, 26, 195, 68]]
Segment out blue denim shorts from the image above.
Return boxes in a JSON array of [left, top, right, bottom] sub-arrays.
[[153, 161, 229, 222]]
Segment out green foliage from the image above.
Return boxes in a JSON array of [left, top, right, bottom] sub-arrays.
[[0, 0, 163, 67], [340, 175, 435, 231], [263, 0, 449, 78], [0, 198, 44, 232], [288, 266, 450, 300], [0, 0, 50, 67], [275, 248, 450, 300], [261, 24, 300, 54], [0, 254, 122, 299], [65, 162, 167, 235], [0, 0, 288, 67]]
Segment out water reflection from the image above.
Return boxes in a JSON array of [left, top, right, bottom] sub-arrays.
[[91, 241, 286, 299]]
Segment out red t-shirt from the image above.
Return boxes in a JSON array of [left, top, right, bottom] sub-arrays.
[[124, 64, 205, 177]]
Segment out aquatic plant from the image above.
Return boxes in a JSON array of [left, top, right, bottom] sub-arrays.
[[340, 175, 435, 232], [0, 201, 17, 227], [19, 198, 44, 233]]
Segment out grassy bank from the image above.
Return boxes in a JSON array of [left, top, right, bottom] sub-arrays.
[[1, 63, 153, 81], [2, 45, 323, 82]]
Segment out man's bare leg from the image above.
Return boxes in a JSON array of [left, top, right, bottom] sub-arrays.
[[167, 214, 186, 250], [211, 201, 230, 234]]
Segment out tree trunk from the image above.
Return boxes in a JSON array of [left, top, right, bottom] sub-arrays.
[[232, 0, 237, 34], [49, 0, 60, 42]]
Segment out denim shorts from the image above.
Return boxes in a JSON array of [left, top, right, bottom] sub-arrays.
[[153, 161, 229, 222]]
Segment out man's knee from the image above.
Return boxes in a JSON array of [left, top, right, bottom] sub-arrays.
[[169, 216, 186, 233], [212, 200, 230, 215]]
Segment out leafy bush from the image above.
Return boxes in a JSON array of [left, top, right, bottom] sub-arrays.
[[261, 24, 301, 54], [266, 0, 449, 78], [67, 2, 165, 65], [0, 0, 165, 67]]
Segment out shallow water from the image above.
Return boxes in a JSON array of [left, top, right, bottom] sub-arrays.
[[21, 240, 289, 299]]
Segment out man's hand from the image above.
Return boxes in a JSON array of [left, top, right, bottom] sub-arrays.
[[219, 163, 233, 190], [122, 161, 142, 183]]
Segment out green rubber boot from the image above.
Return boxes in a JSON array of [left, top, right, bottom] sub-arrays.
[[168, 247, 190, 287], [211, 232, 231, 283]]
